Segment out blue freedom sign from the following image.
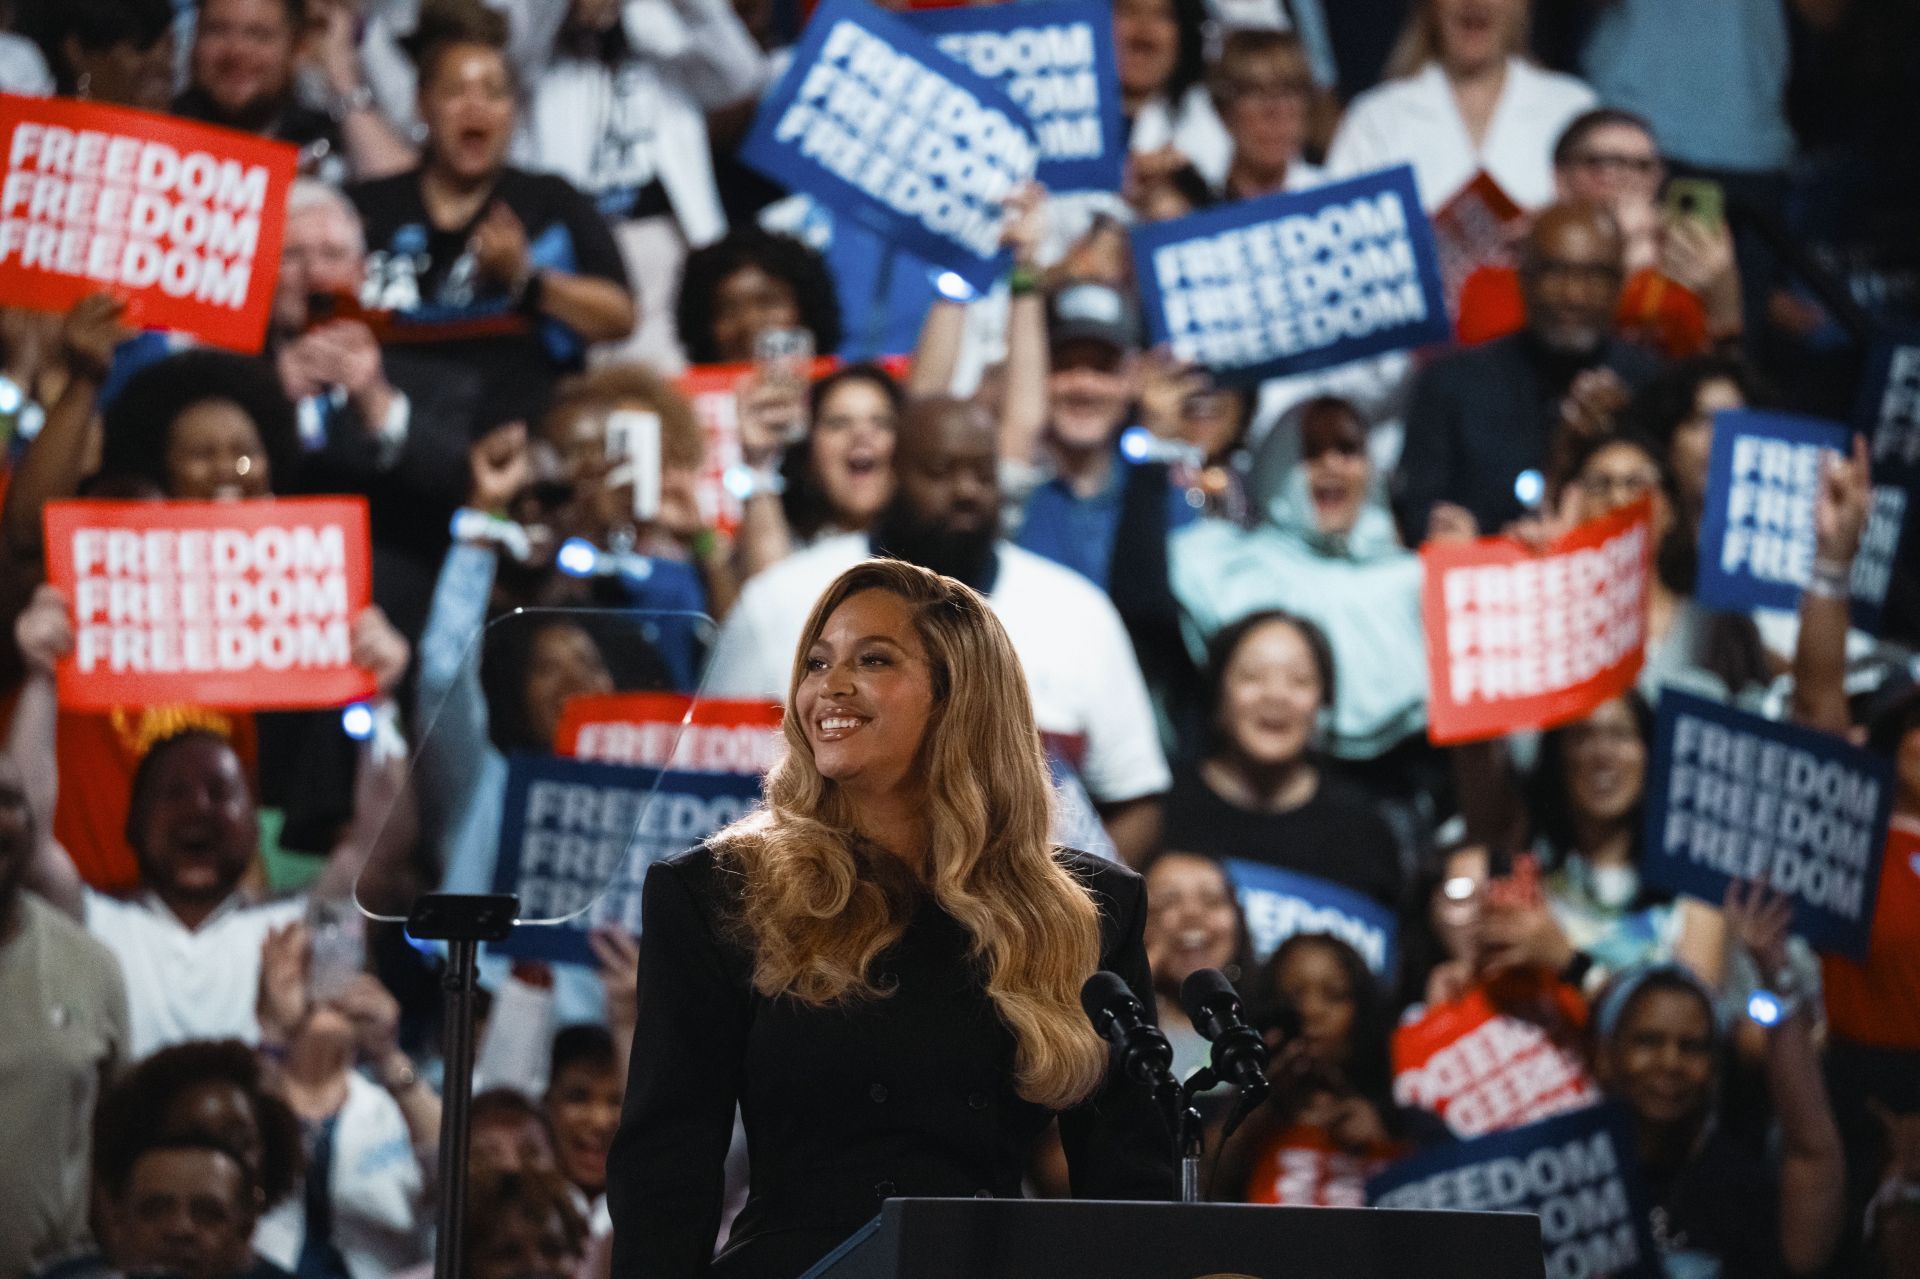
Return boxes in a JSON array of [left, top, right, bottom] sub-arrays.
[[1852, 333, 1920, 630], [739, 0, 1038, 291], [905, 2, 1125, 194], [1689, 409, 1896, 626], [1225, 858, 1398, 977], [487, 754, 761, 966], [1130, 165, 1449, 386], [1642, 690, 1892, 958], [1369, 1104, 1660, 1279]]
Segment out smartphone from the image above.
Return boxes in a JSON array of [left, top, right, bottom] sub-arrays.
[[604, 409, 662, 523], [306, 896, 365, 1004], [1663, 178, 1724, 231]]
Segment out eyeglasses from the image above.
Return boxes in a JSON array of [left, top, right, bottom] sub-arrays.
[[1567, 152, 1661, 177], [1578, 470, 1658, 502]]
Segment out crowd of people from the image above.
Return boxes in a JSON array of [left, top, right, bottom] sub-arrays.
[[0, 0, 1914, 1275]]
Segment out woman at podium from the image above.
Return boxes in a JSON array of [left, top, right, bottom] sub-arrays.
[[607, 559, 1177, 1276]]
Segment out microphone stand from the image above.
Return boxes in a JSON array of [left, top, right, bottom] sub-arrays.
[[1175, 1068, 1215, 1204], [405, 893, 519, 1279]]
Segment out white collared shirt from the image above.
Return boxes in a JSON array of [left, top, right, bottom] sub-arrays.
[[83, 889, 305, 1059], [1327, 57, 1598, 211]]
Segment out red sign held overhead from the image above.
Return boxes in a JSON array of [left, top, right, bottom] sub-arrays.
[[44, 498, 374, 710], [555, 691, 784, 775], [1392, 980, 1601, 1139], [0, 95, 298, 353], [1421, 498, 1653, 744]]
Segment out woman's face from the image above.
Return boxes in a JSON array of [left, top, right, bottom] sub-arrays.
[[1601, 987, 1715, 1126], [166, 400, 271, 500], [1670, 376, 1743, 515], [1432, 0, 1520, 77], [72, 32, 177, 111], [797, 589, 936, 797], [470, 1112, 557, 1177], [811, 380, 897, 529], [421, 44, 515, 185], [545, 1062, 622, 1195], [160, 1082, 265, 1182], [1300, 407, 1371, 535], [1217, 620, 1324, 769], [1563, 697, 1646, 828], [1143, 854, 1240, 994], [1571, 440, 1665, 528], [522, 624, 614, 750], [1223, 58, 1310, 173], [1274, 942, 1356, 1068], [709, 265, 802, 364], [1111, 0, 1180, 101]]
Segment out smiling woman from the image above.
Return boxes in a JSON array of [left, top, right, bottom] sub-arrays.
[[608, 558, 1176, 1278]]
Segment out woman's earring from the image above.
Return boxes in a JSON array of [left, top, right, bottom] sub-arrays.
[[77, 72, 92, 99]]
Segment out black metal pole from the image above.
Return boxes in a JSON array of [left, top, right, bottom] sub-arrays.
[[434, 935, 481, 1279]]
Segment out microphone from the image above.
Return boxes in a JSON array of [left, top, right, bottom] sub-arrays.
[[1080, 970, 1176, 1089], [1179, 968, 1271, 1093]]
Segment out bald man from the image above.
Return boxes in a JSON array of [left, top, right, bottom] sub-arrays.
[[705, 398, 1170, 865], [1395, 201, 1663, 540]]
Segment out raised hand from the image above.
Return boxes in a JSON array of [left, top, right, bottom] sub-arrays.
[[468, 421, 530, 515]]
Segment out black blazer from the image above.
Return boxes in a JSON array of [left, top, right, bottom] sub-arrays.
[[605, 845, 1177, 1278]]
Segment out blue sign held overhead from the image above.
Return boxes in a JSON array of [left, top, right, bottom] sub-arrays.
[[905, 2, 1125, 194], [1641, 690, 1892, 959], [1130, 165, 1450, 387], [487, 753, 762, 966], [739, 0, 1039, 292], [1225, 858, 1398, 977], [1692, 408, 1902, 631], [1368, 1104, 1660, 1279]]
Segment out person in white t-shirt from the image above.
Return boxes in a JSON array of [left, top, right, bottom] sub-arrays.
[[12, 585, 411, 1060], [1326, 0, 1596, 211], [707, 397, 1170, 865]]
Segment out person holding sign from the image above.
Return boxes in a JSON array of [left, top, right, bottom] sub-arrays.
[[1590, 916, 1846, 1277], [1559, 431, 1770, 705], [10, 582, 410, 1058], [608, 559, 1176, 1276], [1785, 434, 1920, 1262], [349, 5, 636, 397]]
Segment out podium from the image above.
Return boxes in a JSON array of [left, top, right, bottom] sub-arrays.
[[799, 1198, 1544, 1278]]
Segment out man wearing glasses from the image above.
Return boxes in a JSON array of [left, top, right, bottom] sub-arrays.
[[1459, 108, 1745, 356]]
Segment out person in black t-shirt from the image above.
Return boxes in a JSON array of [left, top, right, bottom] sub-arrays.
[[1591, 887, 1846, 1279], [348, 5, 634, 395], [1162, 609, 1402, 909]]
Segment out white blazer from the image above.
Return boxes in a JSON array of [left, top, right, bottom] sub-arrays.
[[1326, 57, 1596, 211]]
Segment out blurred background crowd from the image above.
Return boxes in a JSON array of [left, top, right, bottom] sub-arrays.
[[0, 0, 1914, 1274]]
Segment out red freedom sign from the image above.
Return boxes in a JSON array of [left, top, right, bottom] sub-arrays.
[[1421, 498, 1653, 744], [1430, 170, 1524, 321], [555, 691, 785, 774], [44, 498, 374, 710], [1391, 982, 1602, 1139], [0, 95, 297, 352]]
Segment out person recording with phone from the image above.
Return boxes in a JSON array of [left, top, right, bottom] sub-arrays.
[[608, 559, 1176, 1278]]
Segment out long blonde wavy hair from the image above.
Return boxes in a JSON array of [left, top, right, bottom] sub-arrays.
[[714, 559, 1109, 1110]]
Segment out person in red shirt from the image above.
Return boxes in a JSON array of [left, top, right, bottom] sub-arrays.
[[1786, 436, 1920, 1268], [1457, 108, 1744, 359]]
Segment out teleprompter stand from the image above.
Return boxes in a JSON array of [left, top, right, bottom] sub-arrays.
[[406, 893, 520, 1279], [799, 1197, 1546, 1279]]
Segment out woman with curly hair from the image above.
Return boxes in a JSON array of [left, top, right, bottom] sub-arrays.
[[672, 227, 843, 367], [608, 559, 1175, 1276]]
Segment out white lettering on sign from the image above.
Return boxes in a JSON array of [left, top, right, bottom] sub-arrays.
[[0, 122, 271, 309]]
